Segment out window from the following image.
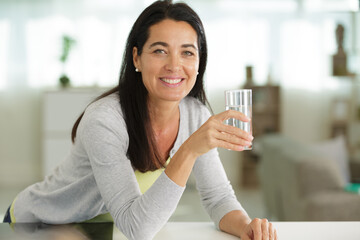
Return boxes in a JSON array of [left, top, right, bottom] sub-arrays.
[[206, 18, 270, 90], [26, 16, 72, 88], [0, 20, 9, 90], [26, 16, 127, 88]]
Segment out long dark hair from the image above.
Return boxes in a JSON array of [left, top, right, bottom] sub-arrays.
[[72, 0, 209, 172]]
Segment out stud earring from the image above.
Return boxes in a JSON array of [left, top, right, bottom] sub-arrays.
[[135, 68, 139, 72], [197, 72, 199, 75]]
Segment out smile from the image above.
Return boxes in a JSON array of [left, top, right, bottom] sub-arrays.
[[160, 78, 184, 84]]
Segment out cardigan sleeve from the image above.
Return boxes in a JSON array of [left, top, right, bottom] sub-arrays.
[[188, 101, 248, 229]]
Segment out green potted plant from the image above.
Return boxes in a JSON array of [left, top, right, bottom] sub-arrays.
[[59, 35, 76, 88]]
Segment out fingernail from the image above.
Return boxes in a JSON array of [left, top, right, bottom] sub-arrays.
[[249, 135, 254, 141], [245, 141, 252, 146]]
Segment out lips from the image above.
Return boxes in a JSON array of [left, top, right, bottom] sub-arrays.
[[160, 78, 184, 84]]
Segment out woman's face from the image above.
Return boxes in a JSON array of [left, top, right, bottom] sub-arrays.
[[133, 19, 199, 104]]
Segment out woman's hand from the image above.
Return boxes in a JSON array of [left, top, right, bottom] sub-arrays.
[[184, 110, 253, 157], [165, 110, 253, 187], [240, 218, 277, 240]]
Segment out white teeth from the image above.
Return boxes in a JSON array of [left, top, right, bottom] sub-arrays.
[[161, 78, 182, 84]]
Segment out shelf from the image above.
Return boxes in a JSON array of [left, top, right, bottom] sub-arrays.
[[241, 85, 281, 188], [253, 110, 280, 115]]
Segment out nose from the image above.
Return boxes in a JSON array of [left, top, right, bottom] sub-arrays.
[[165, 53, 181, 72]]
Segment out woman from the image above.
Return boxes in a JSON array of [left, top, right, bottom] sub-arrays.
[[4, 1, 277, 239]]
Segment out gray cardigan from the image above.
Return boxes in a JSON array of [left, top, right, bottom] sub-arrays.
[[13, 94, 246, 240]]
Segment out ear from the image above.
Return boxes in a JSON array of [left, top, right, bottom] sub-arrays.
[[133, 47, 140, 71]]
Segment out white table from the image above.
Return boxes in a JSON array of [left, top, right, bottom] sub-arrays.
[[273, 221, 360, 240], [113, 221, 360, 240], [2, 221, 360, 239]]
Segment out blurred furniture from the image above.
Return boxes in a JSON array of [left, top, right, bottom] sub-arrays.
[[329, 75, 360, 147], [348, 122, 360, 164], [242, 85, 281, 188], [42, 88, 106, 177], [330, 98, 350, 138], [258, 134, 360, 221]]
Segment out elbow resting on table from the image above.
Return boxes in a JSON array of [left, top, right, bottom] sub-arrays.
[[114, 213, 157, 240]]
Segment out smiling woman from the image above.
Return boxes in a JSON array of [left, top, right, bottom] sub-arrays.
[[5, 1, 275, 240], [133, 19, 199, 104]]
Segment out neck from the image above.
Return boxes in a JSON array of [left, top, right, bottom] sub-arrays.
[[147, 98, 180, 133]]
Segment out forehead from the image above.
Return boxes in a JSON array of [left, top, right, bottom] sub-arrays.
[[146, 19, 198, 47]]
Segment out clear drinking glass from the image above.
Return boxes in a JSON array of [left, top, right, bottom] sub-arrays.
[[225, 89, 252, 150]]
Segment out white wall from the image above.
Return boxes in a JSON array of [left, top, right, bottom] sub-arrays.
[[0, 90, 42, 188]]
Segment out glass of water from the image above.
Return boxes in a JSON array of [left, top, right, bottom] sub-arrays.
[[225, 89, 252, 150]]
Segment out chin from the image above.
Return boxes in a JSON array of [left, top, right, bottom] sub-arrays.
[[161, 94, 188, 102]]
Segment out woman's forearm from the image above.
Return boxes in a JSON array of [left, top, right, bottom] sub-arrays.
[[164, 140, 198, 187], [219, 210, 252, 237]]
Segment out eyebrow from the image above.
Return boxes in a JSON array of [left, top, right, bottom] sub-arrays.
[[149, 41, 198, 51]]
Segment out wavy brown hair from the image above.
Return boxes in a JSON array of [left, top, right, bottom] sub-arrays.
[[72, 0, 209, 172]]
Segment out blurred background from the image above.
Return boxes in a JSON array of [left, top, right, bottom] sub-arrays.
[[1, 0, 360, 222]]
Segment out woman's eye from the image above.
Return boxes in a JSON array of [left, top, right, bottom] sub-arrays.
[[154, 49, 166, 54], [183, 51, 194, 56]]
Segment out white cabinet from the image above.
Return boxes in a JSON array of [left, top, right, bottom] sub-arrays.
[[42, 88, 108, 177]]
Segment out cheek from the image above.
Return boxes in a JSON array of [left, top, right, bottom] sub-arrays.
[[189, 69, 199, 86], [188, 65, 198, 74], [184, 59, 199, 75], [141, 62, 159, 83], [141, 57, 158, 72]]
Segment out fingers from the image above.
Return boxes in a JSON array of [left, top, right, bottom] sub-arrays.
[[218, 123, 253, 141], [189, 110, 253, 155], [208, 113, 253, 140], [203, 115, 253, 150], [214, 131, 252, 149], [214, 109, 251, 122], [249, 218, 276, 240], [252, 218, 262, 240], [215, 139, 244, 151], [269, 222, 275, 240], [261, 219, 269, 240]]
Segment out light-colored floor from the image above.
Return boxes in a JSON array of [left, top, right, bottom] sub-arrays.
[[0, 185, 266, 222]]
